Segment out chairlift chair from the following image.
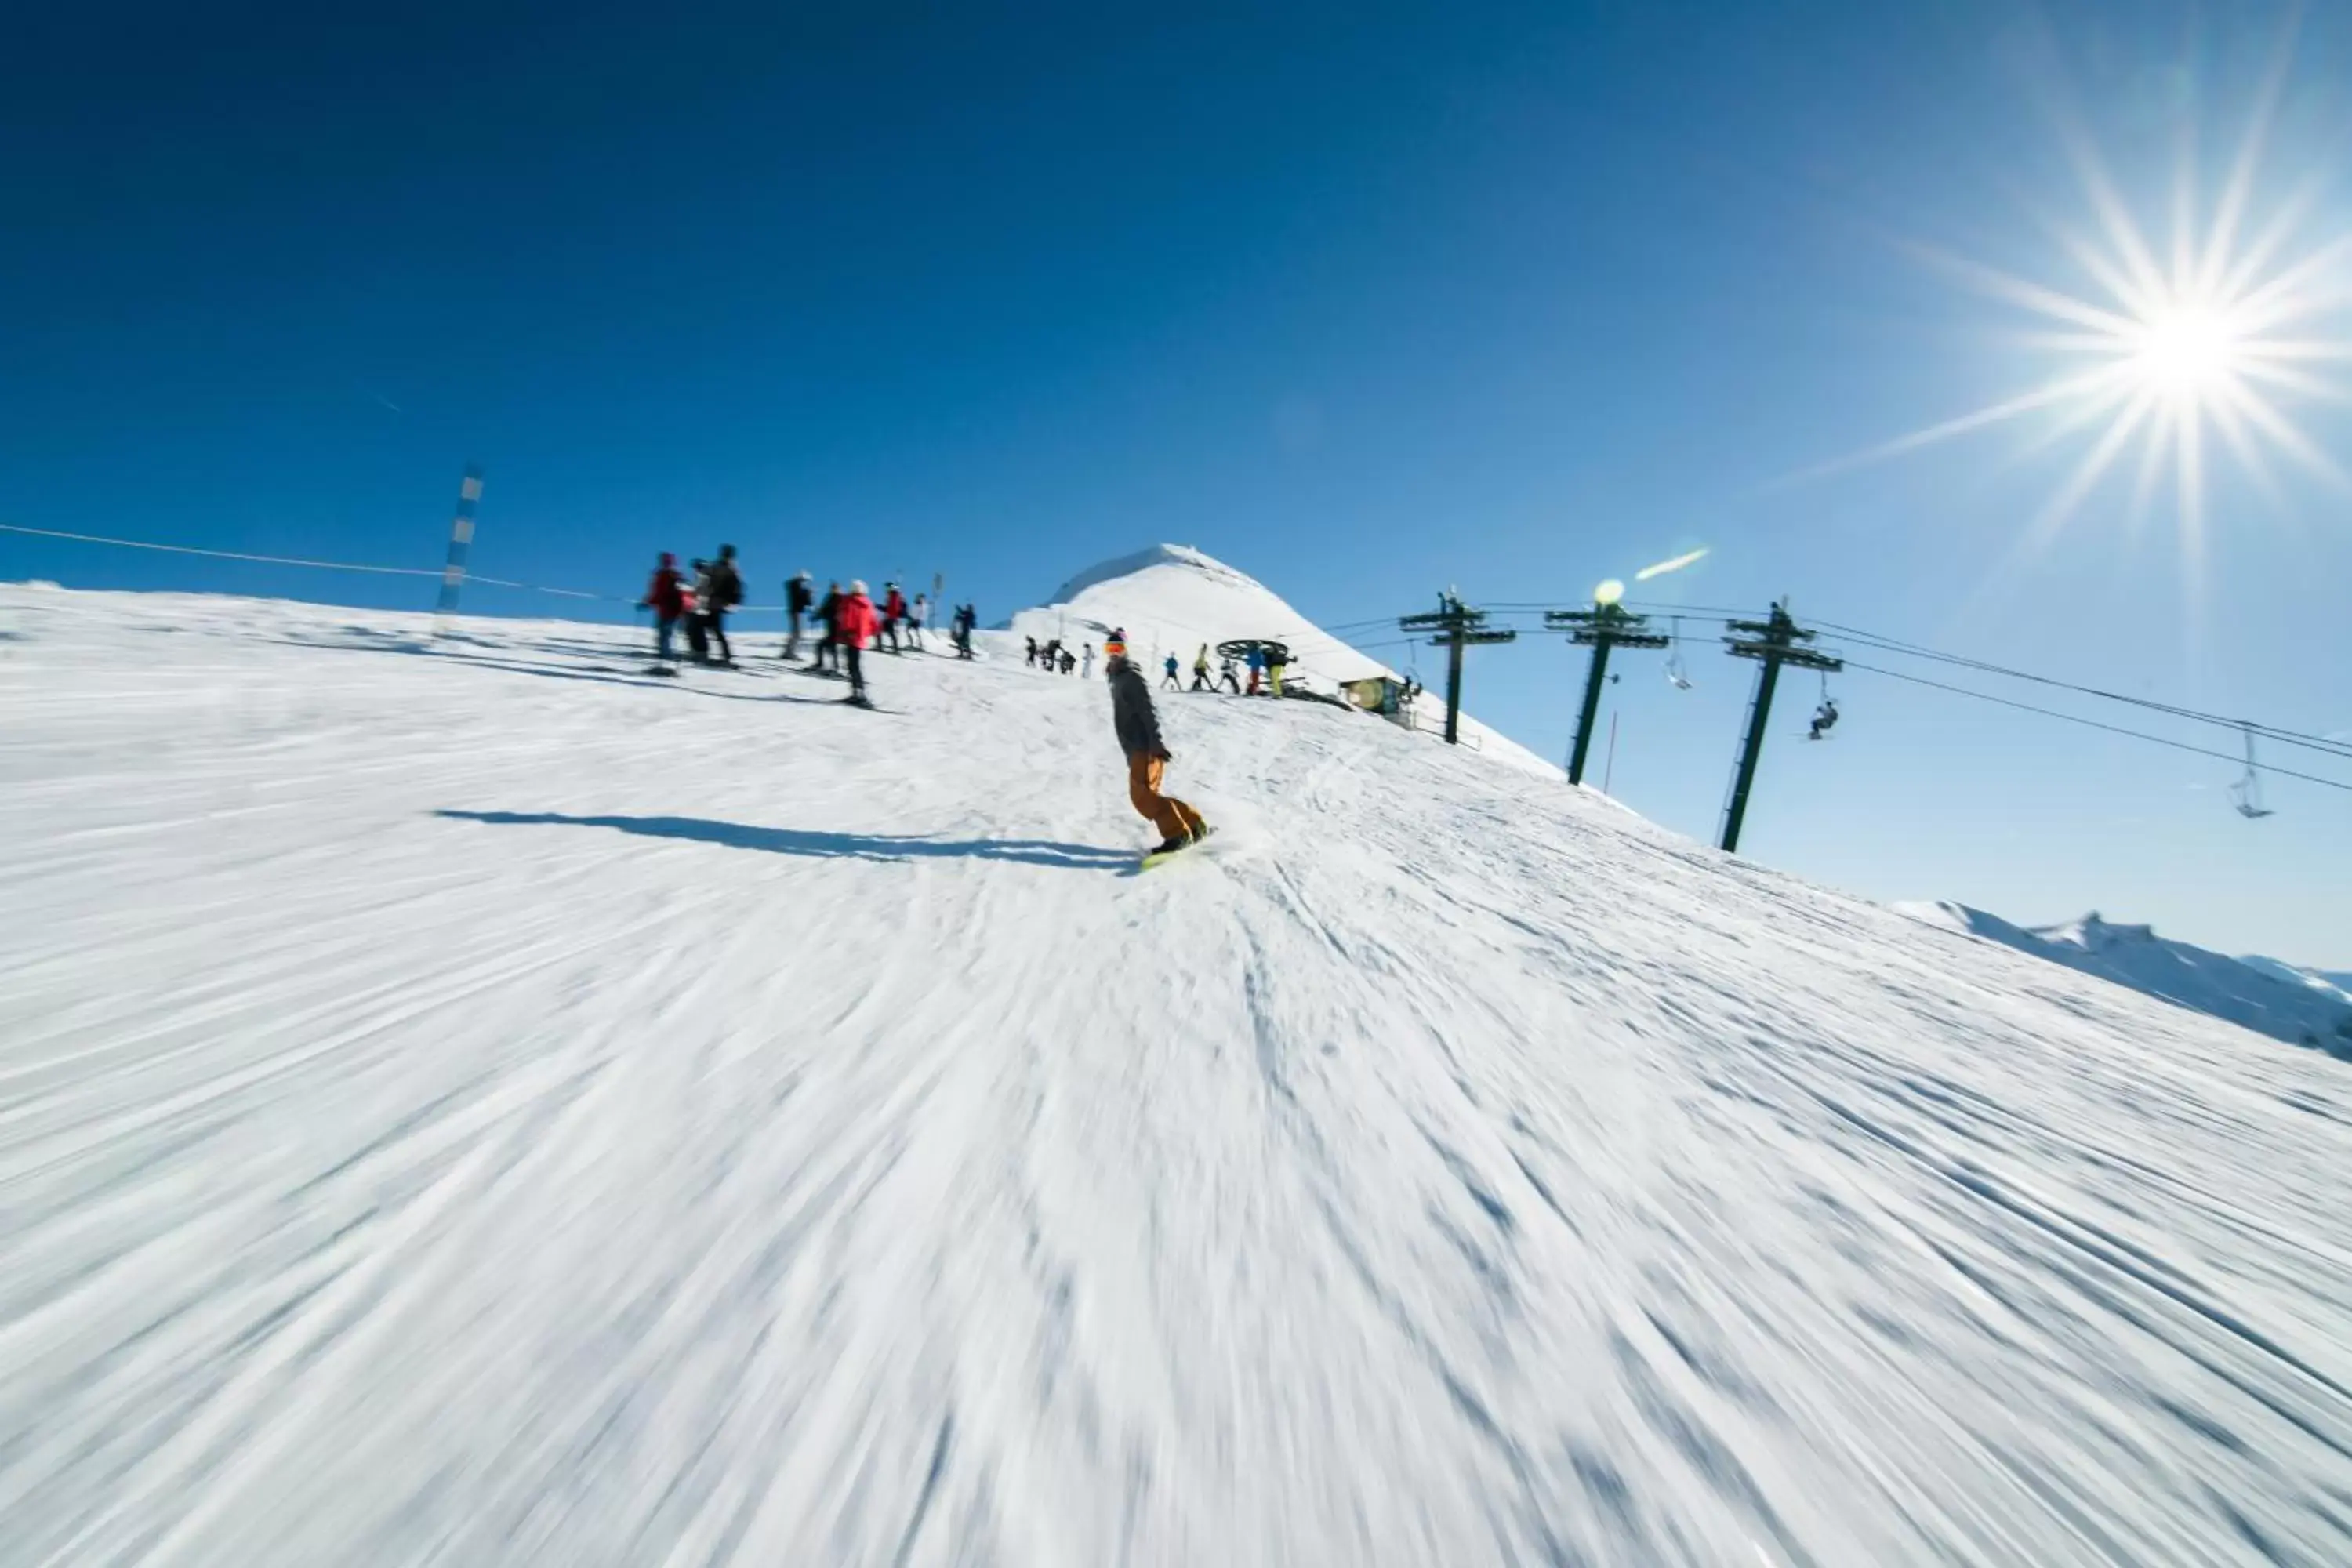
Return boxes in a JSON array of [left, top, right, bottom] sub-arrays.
[[1664, 616, 1694, 690], [2230, 722, 2277, 819], [1805, 667, 1839, 741]]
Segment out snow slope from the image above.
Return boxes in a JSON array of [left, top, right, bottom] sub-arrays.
[[1900, 902, 2352, 1058], [1005, 543, 1555, 775], [8, 575, 2352, 1566]]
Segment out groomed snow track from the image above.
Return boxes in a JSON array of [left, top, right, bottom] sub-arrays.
[[5, 580, 2352, 1566]]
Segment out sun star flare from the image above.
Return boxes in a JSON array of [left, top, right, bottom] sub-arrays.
[[1795, 47, 2352, 561]]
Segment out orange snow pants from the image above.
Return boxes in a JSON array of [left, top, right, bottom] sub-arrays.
[[1127, 753, 1205, 840]]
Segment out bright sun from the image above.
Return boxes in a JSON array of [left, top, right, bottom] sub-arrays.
[[2134, 303, 2246, 397], [1791, 41, 2351, 555]]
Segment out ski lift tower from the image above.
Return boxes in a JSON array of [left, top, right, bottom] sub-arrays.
[[1546, 593, 1668, 786], [1399, 592, 1515, 746], [1719, 601, 1841, 854]]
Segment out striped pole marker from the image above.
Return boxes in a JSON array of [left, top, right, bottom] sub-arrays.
[[434, 464, 484, 633]]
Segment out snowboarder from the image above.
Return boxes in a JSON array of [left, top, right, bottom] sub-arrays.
[[838, 579, 880, 706], [1105, 634, 1207, 855], [1081, 643, 1095, 680], [702, 545, 743, 665], [811, 581, 844, 672], [641, 553, 686, 664], [1808, 698, 1839, 741], [1190, 644, 1211, 691], [1219, 657, 1241, 695], [882, 583, 908, 653], [1162, 653, 1181, 691], [783, 571, 814, 660]]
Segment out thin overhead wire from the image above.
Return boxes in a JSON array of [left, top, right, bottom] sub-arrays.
[[1276, 596, 2346, 772], [1815, 617, 2352, 761], [1842, 659, 2352, 793], [0, 521, 622, 601]]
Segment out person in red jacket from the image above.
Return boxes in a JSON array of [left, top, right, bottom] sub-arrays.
[[836, 579, 880, 706], [641, 553, 686, 664], [881, 582, 909, 653]]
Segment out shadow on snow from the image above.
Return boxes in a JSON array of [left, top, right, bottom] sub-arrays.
[[436, 810, 1132, 871]]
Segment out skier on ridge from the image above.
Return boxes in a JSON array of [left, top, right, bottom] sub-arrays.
[[811, 581, 843, 673], [687, 561, 710, 667], [641, 553, 686, 666], [702, 545, 742, 666], [1162, 652, 1181, 691], [1105, 633, 1208, 858], [782, 570, 814, 661], [837, 579, 880, 706]]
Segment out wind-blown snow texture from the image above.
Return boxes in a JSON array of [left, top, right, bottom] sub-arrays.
[[6, 562, 2352, 1567], [1900, 902, 2352, 1058]]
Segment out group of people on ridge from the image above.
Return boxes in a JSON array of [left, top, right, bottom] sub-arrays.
[[1156, 641, 1282, 695], [786, 578, 980, 706], [644, 550, 977, 709], [639, 547, 746, 668], [1023, 637, 1094, 678]]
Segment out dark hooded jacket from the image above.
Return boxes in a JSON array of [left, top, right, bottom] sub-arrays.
[[1105, 657, 1166, 759], [704, 555, 743, 612]]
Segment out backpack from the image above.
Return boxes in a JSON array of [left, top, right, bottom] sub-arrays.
[[701, 562, 738, 611]]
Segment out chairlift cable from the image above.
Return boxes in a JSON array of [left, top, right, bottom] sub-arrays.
[[1842, 660, 2352, 793]]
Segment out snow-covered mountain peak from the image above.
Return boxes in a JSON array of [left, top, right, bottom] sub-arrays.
[[1007, 543, 1561, 775], [1041, 543, 1261, 606], [1899, 899, 2352, 1054], [2038, 912, 2159, 950]]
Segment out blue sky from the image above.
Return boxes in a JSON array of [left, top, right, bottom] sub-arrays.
[[5, 0, 2348, 964]]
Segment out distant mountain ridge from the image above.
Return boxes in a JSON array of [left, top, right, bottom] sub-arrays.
[[1897, 902, 2352, 1058]]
